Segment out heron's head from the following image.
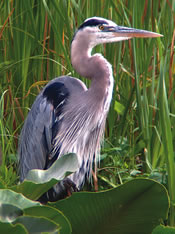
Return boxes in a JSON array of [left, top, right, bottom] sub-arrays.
[[71, 17, 162, 78], [72, 16, 162, 48]]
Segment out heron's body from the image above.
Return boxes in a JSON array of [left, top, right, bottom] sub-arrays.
[[19, 74, 111, 188], [18, 17, 161, 202]]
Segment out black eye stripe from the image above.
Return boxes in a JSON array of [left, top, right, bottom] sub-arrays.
[[78, 19, 108, 30], [72, 19, 109, 43]]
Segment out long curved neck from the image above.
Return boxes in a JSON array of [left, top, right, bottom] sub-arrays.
[[71, 31, 114, 100]]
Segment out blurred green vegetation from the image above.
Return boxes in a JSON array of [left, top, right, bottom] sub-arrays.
[[0, 0, 175, 226]]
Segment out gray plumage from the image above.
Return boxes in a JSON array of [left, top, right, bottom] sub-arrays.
[[18, 17, 161, 202]]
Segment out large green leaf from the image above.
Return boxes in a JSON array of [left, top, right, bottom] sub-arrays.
[[51, 179, 169, 234], [25, 153, 78, 183], [10, 180, 56, 201], [0, 189, 41, 211], [24, 206, 71, 233], [0, 153, 78, 232], [0, 222, 27, 234], [152, 225, 175, 234], [12, 216, 60, 233], [11, 153, 78, 200], [0, 189, 71, 234]]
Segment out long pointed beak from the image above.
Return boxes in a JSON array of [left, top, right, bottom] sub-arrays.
[[112, 25, 163, 38]]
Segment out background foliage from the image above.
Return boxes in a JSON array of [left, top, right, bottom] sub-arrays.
[[0, 0, 175, 232]]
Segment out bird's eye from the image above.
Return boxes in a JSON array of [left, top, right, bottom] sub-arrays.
[[98, 25, 104, 30]]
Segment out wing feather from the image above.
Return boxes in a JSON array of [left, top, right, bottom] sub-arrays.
[[18, 79, 69, 181]]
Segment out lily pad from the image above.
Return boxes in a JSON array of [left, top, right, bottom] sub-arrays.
[[51, 178, 169, 234], [11, 153, 78, 200]]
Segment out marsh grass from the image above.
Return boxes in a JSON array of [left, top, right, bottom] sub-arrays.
[[0, 0, 175, 225]]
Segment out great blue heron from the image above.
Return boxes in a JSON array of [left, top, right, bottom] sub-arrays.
[[18, 17, 161, 202]]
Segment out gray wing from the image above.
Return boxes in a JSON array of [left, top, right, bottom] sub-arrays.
[[18, 76, 87, 181]]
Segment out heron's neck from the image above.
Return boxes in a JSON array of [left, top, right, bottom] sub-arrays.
[[71, 37, 114, 101]]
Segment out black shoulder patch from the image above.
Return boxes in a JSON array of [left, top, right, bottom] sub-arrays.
[[43, 82, 69, 109], [78, 18, 108, 30]]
